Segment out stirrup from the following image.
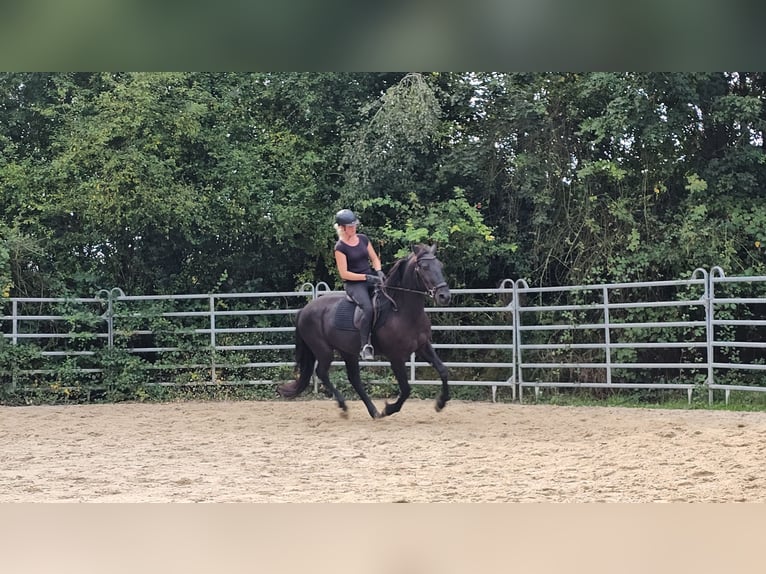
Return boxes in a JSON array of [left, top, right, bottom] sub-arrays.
[[360, 344, 374, 360]]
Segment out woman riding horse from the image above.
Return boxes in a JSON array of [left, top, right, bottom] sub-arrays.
[[332, 209, 385, 361], [278, 242, 451, 419]]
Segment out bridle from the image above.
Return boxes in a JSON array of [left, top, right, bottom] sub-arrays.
[[381, 254, 447, 299], [414, 254, 448, 297]]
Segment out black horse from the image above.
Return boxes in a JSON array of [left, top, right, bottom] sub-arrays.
[[277, 244, 451, 419]]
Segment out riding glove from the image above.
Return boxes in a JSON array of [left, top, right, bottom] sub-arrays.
[[366, 274, 383, 286]]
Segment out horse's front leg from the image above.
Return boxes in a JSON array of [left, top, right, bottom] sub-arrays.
[[381, 359, 411, 417], [418, 342, 450, 411]]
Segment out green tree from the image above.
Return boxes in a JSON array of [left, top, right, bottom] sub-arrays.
[[338, 72, 507, 286], [2, 72, 765, 298]]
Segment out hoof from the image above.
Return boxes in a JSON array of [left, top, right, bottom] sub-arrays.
[[339, 409, 349, 419], [382, 403, 399, 417]]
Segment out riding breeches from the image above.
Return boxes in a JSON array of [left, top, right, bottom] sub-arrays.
[[344, 281, 373, 347]]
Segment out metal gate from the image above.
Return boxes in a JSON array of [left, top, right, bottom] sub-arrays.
[[2, 268, 765, 403]]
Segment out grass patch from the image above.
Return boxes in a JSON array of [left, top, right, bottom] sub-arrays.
[[509, 386, 766, 412]]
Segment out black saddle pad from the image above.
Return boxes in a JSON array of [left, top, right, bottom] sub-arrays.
[[334, 298, 358, 331], [333, 293, 391, 332]]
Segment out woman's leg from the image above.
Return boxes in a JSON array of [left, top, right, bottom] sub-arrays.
[[345, 281, 374, 358]]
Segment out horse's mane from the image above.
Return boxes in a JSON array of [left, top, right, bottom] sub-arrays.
[[385, 256, 409, 287], [384, 245, 430, 288]]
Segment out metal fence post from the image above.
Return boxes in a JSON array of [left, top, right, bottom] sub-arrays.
[[10, 299, 18, 390], [498, 279, 515, 402], [96, 289, 114, 349], [603, 286, 612, 385], [514, 279, 529, 403], [707, 267, 725, 404], [97, 287, 125, 350], [95, 287, 125, 391], [210, 295, 217, 384]]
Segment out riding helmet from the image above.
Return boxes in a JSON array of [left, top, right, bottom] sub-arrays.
[[335, 209, 359, 226]]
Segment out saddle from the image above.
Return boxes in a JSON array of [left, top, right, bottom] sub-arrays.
[[334, 290, 389, 332]]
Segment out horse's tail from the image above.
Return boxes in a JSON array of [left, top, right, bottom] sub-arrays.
[[277, 312, 315, 399]]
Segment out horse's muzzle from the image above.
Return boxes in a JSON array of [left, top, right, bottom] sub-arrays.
[[434, 286, 451, 306]]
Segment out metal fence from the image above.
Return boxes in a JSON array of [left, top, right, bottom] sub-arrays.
[[1, 267, 764, 403]]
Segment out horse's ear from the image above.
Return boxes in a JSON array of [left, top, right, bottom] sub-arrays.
[[429, 244, 437, 255]]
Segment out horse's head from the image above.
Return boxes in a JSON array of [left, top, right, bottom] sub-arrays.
[[412, 244, 451, 306]]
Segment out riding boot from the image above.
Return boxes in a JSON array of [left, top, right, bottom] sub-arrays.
[[360, 315, 374, 360]]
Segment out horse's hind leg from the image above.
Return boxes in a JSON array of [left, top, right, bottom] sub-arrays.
[[418, 342, 450, 411], [381, 359, 411, 417], [314, 355, 348, 417], [341, 353, 380, 419]]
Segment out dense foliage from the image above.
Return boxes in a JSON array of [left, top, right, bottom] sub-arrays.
[[2, 72, 765, 298]]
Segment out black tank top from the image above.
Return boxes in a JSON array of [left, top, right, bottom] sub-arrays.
[[335, 234, 373, 279]]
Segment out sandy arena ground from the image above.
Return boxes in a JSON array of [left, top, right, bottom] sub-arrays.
[[2, 398, 765, 502]]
